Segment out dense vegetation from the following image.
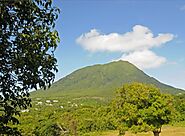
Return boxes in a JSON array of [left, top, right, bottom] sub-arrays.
[[9, 83, 185, 136], [29, 61, 185, 136], [32, 61, 184, 98]]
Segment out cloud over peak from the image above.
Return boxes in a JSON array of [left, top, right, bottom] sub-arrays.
[[76, 25, 175, 69], [76, 25, 174, 53], [119, 50, 166, 69]]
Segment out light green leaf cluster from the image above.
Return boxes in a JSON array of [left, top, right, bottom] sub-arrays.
[[112, 82, 174, 135]]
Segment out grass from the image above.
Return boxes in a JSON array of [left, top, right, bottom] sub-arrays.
[[84, 126, 185, 136]]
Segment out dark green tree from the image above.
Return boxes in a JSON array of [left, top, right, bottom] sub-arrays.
[[112, 83, 174, 136], [0, 0, 60, 135]]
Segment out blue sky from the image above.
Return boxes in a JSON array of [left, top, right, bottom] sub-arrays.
[[53, 0, 185, 90]]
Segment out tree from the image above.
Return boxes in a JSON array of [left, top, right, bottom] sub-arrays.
[[112, 83, 174, 136], [35, 121, 69, 136], [0, 0, 60, 135], [173, 94, 185, 121]]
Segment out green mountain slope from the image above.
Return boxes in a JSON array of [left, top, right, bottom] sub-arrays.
[[32, 61, 184, 98]]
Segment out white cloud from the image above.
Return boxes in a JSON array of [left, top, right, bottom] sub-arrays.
[[117, 50, 166, 69], [76, 25, 175, 69], [76, 25, 174, 52]]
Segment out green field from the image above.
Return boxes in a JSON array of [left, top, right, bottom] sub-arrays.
[[85, 126, 185, 136]]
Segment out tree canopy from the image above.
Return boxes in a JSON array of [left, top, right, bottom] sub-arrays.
[[0, 0, 60, 135], [112, 82, 174, 136]]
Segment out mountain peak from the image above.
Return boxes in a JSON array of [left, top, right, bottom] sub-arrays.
[[32, 61, 184, 98]]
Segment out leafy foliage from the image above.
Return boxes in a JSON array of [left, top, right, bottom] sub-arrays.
[[111, 83, 174, 136], [173, 94, 185, 121], [6, 87, 185, 136], [0, 0, 60, 134]]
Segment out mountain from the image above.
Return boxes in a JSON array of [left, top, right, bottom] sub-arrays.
[[32, 61, 184, 98]]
